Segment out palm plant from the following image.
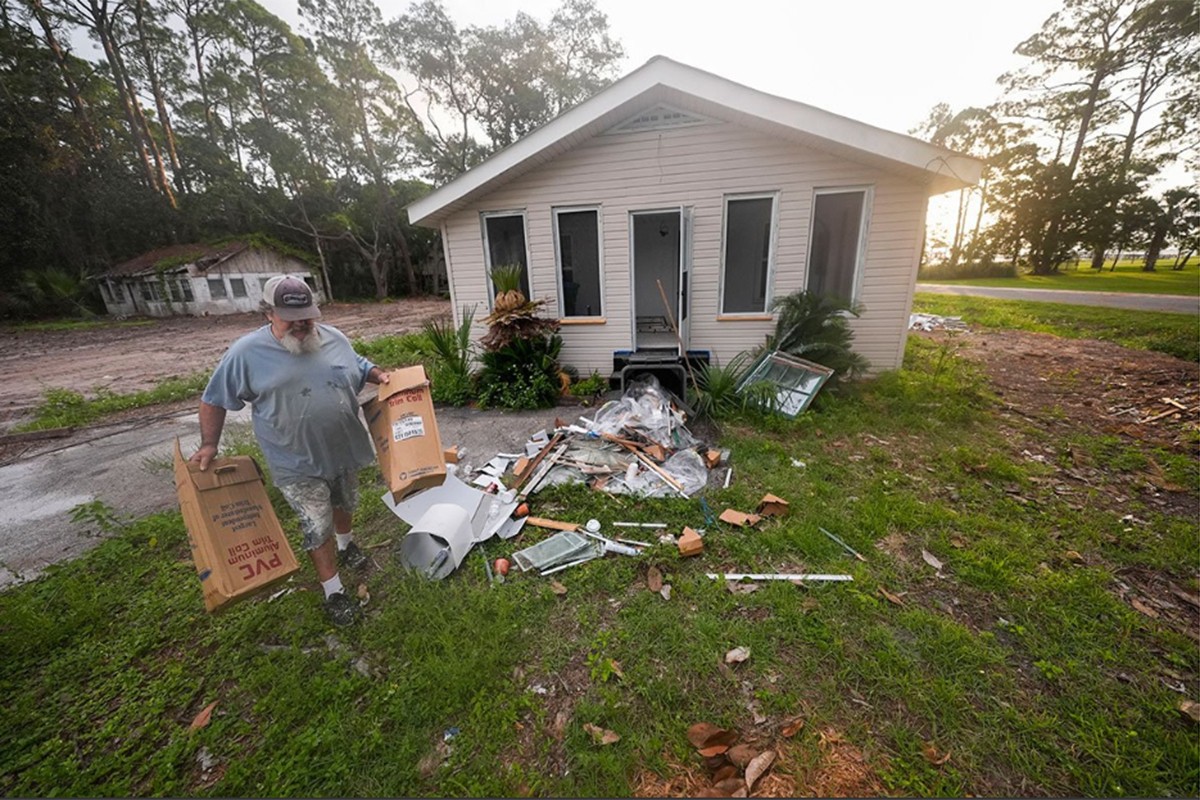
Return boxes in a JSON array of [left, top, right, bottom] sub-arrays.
[[421, 306, 476, 406], [765, 290, 869, 386], [690, 351, 754, 420], [482, 264, 558, 350]]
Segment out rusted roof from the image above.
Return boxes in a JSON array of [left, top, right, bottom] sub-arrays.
[[105, 240, 251, 278]]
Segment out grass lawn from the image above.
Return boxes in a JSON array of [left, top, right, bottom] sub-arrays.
[[2, 334, 1196, 796], [918, 260, 1200, 296], [912, 294, 1200, 363]]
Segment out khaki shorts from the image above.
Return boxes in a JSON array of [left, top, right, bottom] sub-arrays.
[[277, 471, 359, 551]]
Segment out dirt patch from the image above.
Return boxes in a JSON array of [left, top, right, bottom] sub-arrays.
[[0, 299, 451, 432]]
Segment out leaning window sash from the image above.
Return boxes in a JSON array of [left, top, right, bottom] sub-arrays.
[[737, 350, 834, 417]]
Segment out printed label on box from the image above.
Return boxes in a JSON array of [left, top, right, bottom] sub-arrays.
[[392, 414, 425, 441]]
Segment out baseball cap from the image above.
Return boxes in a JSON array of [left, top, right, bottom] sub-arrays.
[[263, 275, 321, 321]]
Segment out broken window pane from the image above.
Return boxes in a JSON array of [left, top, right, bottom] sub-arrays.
[[739, 350, 834, 417]]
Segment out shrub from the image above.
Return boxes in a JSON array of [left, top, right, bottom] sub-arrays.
[[766, 290, 869, 387], [569, 371, 609, 397], [919, 260, 1018, 280], [477, 334, 564, 410]]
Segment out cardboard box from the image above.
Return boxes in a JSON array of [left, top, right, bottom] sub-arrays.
[[756, 493, 790, 517], [173, 440, 300, 612], [678, 527, 704, 557], [363, 365, 447, 501]]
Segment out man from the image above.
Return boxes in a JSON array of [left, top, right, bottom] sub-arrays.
[[191, 275, 389, 626]]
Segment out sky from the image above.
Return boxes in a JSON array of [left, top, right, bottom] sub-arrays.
[[261, 0, 1068, 138]]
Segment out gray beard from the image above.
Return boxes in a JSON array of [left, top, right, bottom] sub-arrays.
[[280, 327, 321, 355]]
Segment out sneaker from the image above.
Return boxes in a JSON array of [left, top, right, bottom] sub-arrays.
[[338, 541, 369, 571], [323, 592, 361, 627]]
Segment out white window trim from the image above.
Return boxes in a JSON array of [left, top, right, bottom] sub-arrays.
[[480, 210, 531, 311], [718, 191, 780, 316], [552, 206, 604, 319], [806, 185, 874, 305]]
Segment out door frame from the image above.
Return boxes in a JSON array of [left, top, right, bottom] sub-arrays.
[[628, 207, 690, 354]]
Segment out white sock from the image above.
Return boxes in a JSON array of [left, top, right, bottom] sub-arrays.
[[336, 532, 353, 551], [321, 574, 344, 598]]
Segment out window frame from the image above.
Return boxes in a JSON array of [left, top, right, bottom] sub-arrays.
[[805, 185, 873, 305], [230, 278, 247, 298], [207, 277, 228, 299], [552, 205, 604, 320], [718, 191, 780, 316], [480, 210, 531, 310]]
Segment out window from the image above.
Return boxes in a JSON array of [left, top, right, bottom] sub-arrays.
[[230, 278, 247, 298], [259, 276, 271, 292], [807, 189, 869, 303], [554, 208, 602, 317], [720, 194, 777, 314], [208, 277, 227, 299], [482, 213, 530, 302], [180, 279, 194, 301], [168, 279, 184, 302]]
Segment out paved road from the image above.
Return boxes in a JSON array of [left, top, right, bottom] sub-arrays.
[[917, 283, 1200, 315], [0, 404, 564, 590]]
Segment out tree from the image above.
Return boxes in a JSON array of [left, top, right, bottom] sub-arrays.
[[387, 0, 622, 182], [1141, 187, 1199, 271]]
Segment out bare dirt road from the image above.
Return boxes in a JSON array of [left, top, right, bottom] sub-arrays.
[[0, 299, 451, 432]]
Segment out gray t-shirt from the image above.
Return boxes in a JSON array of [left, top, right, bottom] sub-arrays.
[[202, 324, 377, 485]]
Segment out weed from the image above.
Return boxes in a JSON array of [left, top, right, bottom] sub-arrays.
[[18, 373, 210, 432]]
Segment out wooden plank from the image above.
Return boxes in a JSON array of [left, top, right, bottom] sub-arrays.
[[0, 427, 73, 445]]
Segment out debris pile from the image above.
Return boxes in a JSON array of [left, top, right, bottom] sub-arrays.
[[909, 313, 969, 332], [483, 375, 719, 500]]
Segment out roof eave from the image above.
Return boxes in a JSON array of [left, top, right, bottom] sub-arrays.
[[406, 56, 984, 226]]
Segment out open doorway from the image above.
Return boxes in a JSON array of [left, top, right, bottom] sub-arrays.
[[631, 210, 686, 353]]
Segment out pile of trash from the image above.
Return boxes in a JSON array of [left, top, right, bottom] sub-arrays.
[[477, 375, 720, 500], [908, 312, 969, 332], [383, 374, 855, 585]]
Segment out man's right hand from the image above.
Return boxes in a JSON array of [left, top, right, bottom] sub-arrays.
[[190, 444, 218, 471]]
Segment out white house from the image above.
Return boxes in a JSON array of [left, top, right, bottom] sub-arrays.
[[98, 240, 324, 318], [407, 56, 982, 382]]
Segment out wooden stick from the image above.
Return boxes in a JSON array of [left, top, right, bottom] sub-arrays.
[[706, 573, 854, 582], [512, 432, 562, 489], [526, 517, 581, 532], [655, 278, 701, 396]]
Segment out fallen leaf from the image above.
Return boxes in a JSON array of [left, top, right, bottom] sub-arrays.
[[726, 581, 760, 595], [609, 659, 624, 680], [922, 742, 952, 766], [1130, 596, 1160, 618], [717, 661, 738, 683], [356, 583, 370, 605], [727, 743, 758, 767], [189, 701, 217, 731], [713, 777, 745, 796], [921, 549, 944, 571], [1064, 550, 1085, 564], [818, 729, 844, 747], [583, 722, 620, 745], [551, 710, 571, 741], [698, 743, 730, 757], [660, 584, 672, 601], [550, 580, 568, 596], [712, 764, 738, 782], [647, 566, 663, 593], [744, 749, 776, 791], [687, 722, 738, 750], [725, 646, 751, 665], [780, 716, 805, 738], [949, 535, 967, 549], [878, 586, 905, 606], [1180, 699, 1200, 725]]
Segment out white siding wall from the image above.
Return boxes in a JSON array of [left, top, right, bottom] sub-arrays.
[[442, 121, 928, 375]]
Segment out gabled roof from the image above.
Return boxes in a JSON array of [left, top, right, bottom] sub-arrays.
[[105, 241, 251, 278], [407, 56, 983, 228]]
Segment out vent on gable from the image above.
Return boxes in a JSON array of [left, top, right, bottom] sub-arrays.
[[607, 104, 711, 134]]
